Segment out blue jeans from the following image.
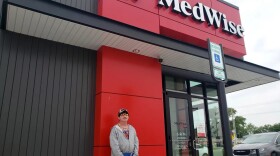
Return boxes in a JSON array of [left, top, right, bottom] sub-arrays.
[[123, 153, 134, 156]]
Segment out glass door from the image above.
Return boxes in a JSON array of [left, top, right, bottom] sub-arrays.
[[164, 76, 222, 156], [191, 98, 210, 156], [166, 94, 195, 156]]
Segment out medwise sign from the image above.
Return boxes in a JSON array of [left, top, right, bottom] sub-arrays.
[[208, 39, 227, 81], [158, 0, 244, 38]]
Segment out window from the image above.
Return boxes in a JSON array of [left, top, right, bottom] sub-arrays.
[[208, 100, 225, 156], [205, 83, 218, 99], [190, 81, 203, 96], [276, 135, 280, 144], [165, 76, 187, 92]]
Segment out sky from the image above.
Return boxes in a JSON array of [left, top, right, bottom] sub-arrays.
[[224, 0, 280, 127]]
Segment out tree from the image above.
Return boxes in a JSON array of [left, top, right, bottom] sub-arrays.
[[270, 123, 280, 132], [254, 124, 272, 133], [226, 108, 280, 138], [227, 107, 237, 117], [246, 123, 257, 135], [227, 108, 247, 138], [253, 123, 280, 133], [234, 116, 248, 138]]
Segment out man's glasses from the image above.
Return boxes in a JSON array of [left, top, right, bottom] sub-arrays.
[[120, 113, 129, 117]]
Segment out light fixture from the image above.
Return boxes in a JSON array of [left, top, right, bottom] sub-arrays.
[[132, 49, 140, 53]]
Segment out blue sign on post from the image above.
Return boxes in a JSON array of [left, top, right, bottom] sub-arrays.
[[208, 39, 227, 82], [214, 54, 221, 63]]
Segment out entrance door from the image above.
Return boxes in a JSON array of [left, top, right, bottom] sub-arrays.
[[166, 91, 196, 156], [166, 93, 210, 156]]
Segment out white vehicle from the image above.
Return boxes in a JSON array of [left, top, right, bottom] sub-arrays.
[[197, 144, 209, 156]]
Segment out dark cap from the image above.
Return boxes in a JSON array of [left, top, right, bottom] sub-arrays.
[[118, 108, 129, 117]]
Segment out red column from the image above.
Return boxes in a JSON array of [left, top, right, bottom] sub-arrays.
[[93, 46, 166, 156]]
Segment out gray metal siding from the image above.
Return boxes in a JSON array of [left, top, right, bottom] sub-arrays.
[[51, 0, 98, 14], [0, 30, 95, 156]]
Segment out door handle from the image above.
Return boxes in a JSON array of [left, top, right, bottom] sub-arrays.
[[193, 140, 196, 150]]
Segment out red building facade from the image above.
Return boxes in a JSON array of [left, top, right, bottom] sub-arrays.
[[99, 0, 246, 58], [0, 1, 279, 156]]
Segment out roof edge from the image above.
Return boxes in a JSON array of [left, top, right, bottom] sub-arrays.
[[5, 0, 280, 80], [217, 0, 239, 10]]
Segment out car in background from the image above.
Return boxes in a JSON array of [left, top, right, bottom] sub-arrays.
[[233, 132, 280, 156]]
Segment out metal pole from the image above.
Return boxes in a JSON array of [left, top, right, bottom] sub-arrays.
[[218, 82, 233, 156]]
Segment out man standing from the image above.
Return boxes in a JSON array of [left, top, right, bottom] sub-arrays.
[[110, 108, 139, 156]]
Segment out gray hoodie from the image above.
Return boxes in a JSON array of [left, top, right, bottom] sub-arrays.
[[109, 124, 139, 156]]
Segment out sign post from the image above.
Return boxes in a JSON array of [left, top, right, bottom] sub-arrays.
[[208, 39, 233, 156]]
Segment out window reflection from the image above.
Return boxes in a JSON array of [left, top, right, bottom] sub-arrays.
[[208, 100, 225, 156], [205, 83, 218, 98], [166, 76, 187, 92], [169, 98, 191, 156], [192, 98, 209, 156], [190, 81, 203, 96]]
